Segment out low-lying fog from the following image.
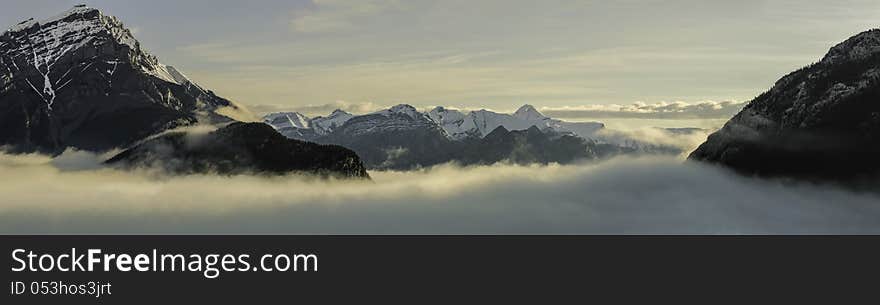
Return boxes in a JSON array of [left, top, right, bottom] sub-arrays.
[[1, 149, 879, 234]]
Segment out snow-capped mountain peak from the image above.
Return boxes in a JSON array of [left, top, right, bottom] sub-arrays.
[[0, 5, 242, 154], [377, 104, 423, 119], [289, 112, 310, 129], [4, 5, 139, 62], [2, 5, 197, 92], [513, 104, 546, 121], [310, 109, 354, 135], [427, 106, 466, 125], [263, 112, 310, 129], [330, 109, 350, 116], [0, 4, 212, 112]]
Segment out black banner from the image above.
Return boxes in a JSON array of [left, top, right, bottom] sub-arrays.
[[1, 236, 877, 303]]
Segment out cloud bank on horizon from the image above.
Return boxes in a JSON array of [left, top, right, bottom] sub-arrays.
[[540, 101, 747, 120], [1, 151, 879, 234]]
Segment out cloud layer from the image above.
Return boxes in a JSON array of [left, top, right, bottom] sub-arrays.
[[291, 0, 405, 33], [540, 101, 746, 120], [250, 101, 381, 116], [1, 152, 879, 234]]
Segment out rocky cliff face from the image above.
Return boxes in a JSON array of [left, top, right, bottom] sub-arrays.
[[689, 29, 880, 181], [0, 5, 243, 154]]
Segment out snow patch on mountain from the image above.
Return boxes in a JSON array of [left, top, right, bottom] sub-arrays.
[[374, 104, 425, 120], [426, 107, 474, 139], [311, 109, 354, 135], [263, 109, 355, 138], [264, 112, 311, 129]]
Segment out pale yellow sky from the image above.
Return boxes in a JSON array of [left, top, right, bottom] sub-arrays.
[[7, 0, 880, 115]]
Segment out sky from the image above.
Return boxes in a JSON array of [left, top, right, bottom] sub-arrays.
[[3, 0, 880, 116]]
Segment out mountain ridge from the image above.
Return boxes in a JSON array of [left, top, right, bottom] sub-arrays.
[[689, 28, 880, 181], [107, 122, 370, 178], [264, 104, 606, 142], [264, 104, 688, 169], [0, 5, 244, 154]]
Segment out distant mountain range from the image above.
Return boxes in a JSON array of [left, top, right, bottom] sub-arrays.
[[690, 28, 880, 182], [265, 104, 605, 142], [264, 104, 686, 169]]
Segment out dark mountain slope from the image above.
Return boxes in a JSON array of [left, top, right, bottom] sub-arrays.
[[455, 126, 596, 165], [690, 29, 880, 181], [106, 122, 369, 178], [313, 105, 457, 169]]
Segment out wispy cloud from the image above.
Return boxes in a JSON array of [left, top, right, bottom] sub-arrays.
[[291, 0, 404, 33], [175, 40, 799, 109], [9, 0, 880, 109], [251, 101, 383, 116]]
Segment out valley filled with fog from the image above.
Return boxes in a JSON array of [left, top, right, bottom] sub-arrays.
[[2, 149, 878, 234]]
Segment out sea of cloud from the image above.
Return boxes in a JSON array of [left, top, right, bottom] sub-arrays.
[[1, 150, 879, 234]]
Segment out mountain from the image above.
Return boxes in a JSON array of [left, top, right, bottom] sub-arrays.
[[445, 108, 541, 138], [263, 104, 687, 169], [513, 104, 545, 121], [689, 29, 880, 181], [313, 104, 455, 169], [0, 5, 245, 154], [427, 105, 605, 140], [106, 122, 369, 178], [265, 104, 605, 142], [262, 109, 353, 141], [424, 106, 478, 139], [264, 112, 310, 130], [263, 112, 319, 140], [310, 109, 354, 135], [455, 126, 598, 165]]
